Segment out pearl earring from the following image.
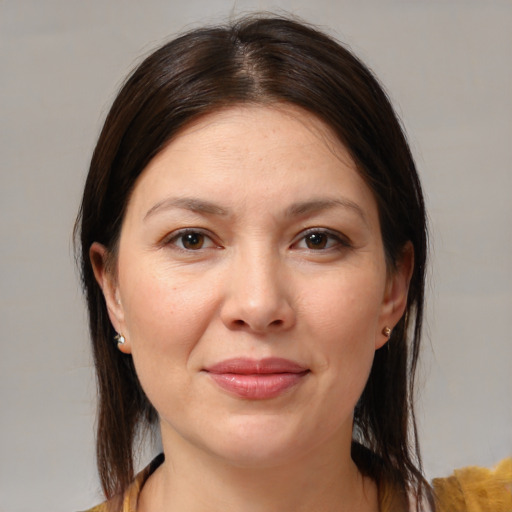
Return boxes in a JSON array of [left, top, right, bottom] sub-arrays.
[[114, 333, 126, 346]]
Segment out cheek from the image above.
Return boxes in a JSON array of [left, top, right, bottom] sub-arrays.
[[301, 272, 384, 395], [281, 275, 383, 449], [119, 266, 222, 421], [303, 272, 384, 346], [119, 262, 219, 372]]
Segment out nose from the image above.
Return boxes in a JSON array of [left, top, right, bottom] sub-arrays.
[[220, 247, 296, 334]]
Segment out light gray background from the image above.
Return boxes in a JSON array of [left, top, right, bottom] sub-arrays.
[[1, 1, 511, 511]]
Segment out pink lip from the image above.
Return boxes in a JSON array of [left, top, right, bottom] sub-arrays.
[[204, 358, 309, 400]]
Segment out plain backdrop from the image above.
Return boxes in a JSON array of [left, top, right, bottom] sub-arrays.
[[1, 1, 511, 510]]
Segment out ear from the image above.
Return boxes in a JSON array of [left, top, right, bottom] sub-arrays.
[[376, 242, 414, 349], [89, 242, 131, 354]]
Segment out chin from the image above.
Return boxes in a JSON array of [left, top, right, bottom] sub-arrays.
[[199, 414, 317, 469]]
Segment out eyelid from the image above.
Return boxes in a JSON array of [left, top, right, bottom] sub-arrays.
[[292, 227, 351, 250], [160, 227, 350, 252], [163, 228, 221, 250]]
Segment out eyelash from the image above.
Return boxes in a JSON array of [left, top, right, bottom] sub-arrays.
[[163, 228, 350, 252], [164, 229, 219, 251], [292, 228, 351, 252]]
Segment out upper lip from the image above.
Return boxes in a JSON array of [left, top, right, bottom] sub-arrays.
[[204, 357, 308, 374]]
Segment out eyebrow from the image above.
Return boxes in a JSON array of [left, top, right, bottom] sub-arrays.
[[144, 197, 229, 220], [144, 196, 367, 224], [285, 198, 368, 224]]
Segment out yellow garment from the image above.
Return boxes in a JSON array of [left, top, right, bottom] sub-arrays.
[[432, 458, 512, 512], [84, 456, 512, 512]]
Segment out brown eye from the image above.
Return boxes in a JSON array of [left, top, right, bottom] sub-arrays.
[[304, 232, 329, 249], [294, 229, 348, 252], [167, 229, 218, 252], [180, 232, 205, 250]]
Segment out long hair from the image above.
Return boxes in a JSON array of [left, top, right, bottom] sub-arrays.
[[75, 15, 431, 508]]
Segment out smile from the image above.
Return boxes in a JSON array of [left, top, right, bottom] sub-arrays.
[[204, 358, 310, 400]]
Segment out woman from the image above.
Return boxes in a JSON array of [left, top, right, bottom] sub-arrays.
[[76, 15, 511, 512]]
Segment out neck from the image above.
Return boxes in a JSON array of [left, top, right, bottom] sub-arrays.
[[139, 428, 379, 512]]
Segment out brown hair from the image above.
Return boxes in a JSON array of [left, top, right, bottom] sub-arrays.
[[75, 15, 432, 508]]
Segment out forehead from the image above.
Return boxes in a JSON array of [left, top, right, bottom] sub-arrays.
[[139, 105, 355, 182], [171, 104, 346, 153], [124, 104, 378, 225]]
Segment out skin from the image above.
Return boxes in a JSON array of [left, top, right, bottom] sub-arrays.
[[91, 105, 413, 512]]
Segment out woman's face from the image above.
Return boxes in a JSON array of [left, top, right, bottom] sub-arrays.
[[93, 105, 411, 468]]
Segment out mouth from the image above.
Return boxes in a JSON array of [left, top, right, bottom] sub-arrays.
[[203, 357, 310, 400]]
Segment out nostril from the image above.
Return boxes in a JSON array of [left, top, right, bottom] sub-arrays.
[[230, 318, 284, 330]]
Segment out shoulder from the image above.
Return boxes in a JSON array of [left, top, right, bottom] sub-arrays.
[[80, 499, 120, 512], [80, 454, 165, 512], [81, 505, 109, 512], [432, 457, 512, 512]]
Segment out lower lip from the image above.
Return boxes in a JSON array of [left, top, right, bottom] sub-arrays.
[[207, 372, 308, 400]]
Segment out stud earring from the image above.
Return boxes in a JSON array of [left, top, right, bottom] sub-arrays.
[[382, 326, 392, 338], [114, 333, 126, 346]]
